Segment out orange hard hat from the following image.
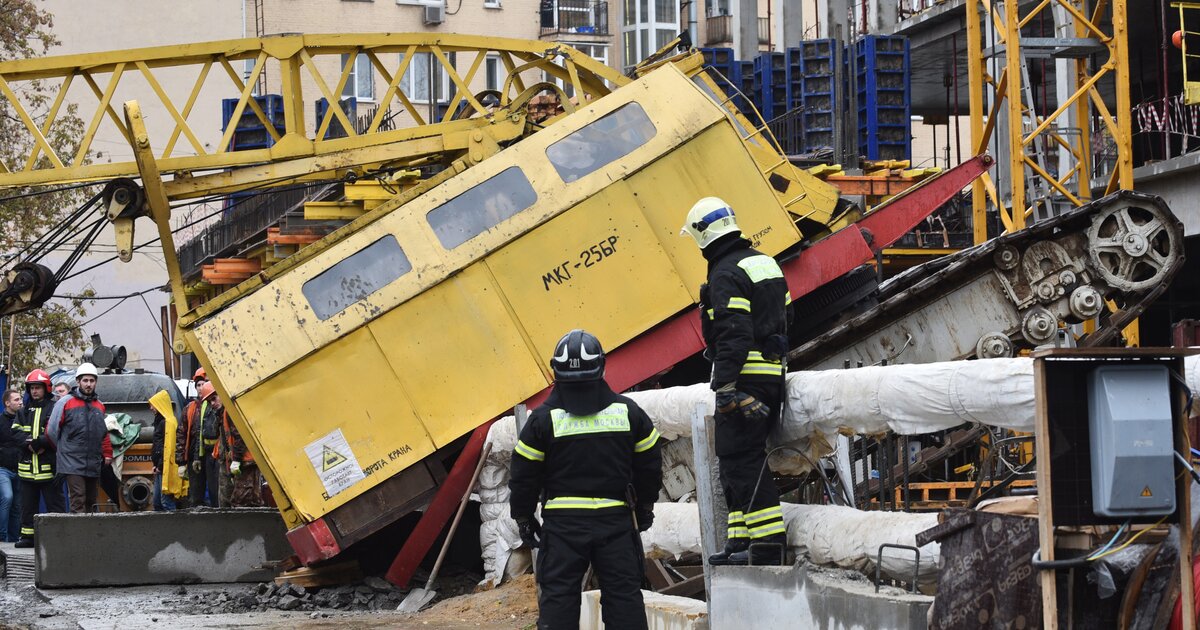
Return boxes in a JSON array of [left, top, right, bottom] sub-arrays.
[[198, 381, 217, 401], [1174, 30, 1185, 49], [193, 367, 207, 381]]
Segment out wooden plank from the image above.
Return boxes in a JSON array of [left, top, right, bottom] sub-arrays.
[[274, 560, 362, 588], [660, 574, 705, 598], [1034, 356, 1059, 630], [644, 559, 673, 591]]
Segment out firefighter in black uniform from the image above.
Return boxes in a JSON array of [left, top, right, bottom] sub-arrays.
[[12, 369, 64, 548], [681, 196, 789, 566], [510, 329, 663, 630]]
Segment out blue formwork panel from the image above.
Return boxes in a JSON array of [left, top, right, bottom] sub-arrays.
[[785, 47, 803, 111], [737, 60, 758, 115], [699, 47, 740, 108], [754, 52, 787, 121], [799, 39, 839, 153], [315, 97, 359, 140], [221, 94, 285, 132], [855, 35, 911, 161]]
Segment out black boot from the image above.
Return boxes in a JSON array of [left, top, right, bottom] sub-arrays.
[[728, 534, 788, 566], [13, 537, 33, 549], [707, 539, 750, 566]]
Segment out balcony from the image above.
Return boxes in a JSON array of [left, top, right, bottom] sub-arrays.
[[540, 0, 610, 38], [703, 15, 771, 47]]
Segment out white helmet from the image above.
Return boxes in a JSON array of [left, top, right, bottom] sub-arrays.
[[680, 197, 740, 249], [75, 362, 99, 379]]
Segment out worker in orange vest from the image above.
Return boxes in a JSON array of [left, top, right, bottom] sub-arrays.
[[214, 403, 263, 508], [176, 381, 219, 507]]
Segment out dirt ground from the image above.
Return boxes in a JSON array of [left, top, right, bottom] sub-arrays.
[[0, 573, 540, 630], [404, 574, 539, 629]]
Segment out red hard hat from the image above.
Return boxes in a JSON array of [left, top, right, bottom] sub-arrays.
[[194, 367, 207, 381], [25, 369, 52, 390], [198, 381, 217, 401]]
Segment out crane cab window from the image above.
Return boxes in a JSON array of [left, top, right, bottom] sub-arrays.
[[303, 235, 412, 320], [427, 166, 537, 249], [546, 102, 657, 183]]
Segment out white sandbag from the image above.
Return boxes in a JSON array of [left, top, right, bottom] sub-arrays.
[[641, 502, 704, 560], [784, 504, 940, 583]]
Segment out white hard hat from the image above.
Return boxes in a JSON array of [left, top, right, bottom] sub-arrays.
[[680, 197, 740, 249], [75, 362, 99, 379]]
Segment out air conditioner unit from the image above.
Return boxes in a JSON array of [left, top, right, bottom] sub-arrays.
[[424, 3, 445, 24]]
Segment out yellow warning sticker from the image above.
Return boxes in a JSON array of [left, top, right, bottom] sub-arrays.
[[304, 428, 365, 498], [322, 445, 348, 471], [1141, 486, 1153, 498]]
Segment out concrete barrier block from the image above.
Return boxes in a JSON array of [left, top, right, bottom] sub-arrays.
[[580, 589, 709, 629], [35, 509, 291, 588], [710, 564, 933, 630]]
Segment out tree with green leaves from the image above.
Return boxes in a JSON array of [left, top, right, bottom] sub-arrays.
[[0, 0, 95, 375]]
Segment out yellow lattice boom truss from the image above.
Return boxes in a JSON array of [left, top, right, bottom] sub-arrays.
[[0, 34, 628, 197], [966, 0, 1133, 242]]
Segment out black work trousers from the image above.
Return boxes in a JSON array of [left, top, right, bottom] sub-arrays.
[[714, 379, 785, 540], [536, 512, 647, 630], [17, 477, 65, 539], [188, 454, 220, 507]]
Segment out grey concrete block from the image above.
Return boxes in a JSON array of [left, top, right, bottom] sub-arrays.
[[35, 509, 292, 588], [710, 564, 933, 630]]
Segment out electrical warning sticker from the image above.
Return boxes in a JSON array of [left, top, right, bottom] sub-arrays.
[[304, 429, 365, 499]]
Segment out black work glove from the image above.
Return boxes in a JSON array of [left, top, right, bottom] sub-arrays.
[[31, 436, 49, 451], [515, 516, 542, 549], [636, 506, 654, 532], [715, 390, 770, 422]]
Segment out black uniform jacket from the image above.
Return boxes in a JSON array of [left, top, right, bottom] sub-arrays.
[[700, 234, 792, 390], [510, 381, 662, 520]]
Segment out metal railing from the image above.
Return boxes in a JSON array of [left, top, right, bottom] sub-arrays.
[[176, 183, 336, 277], [703, 15, 770, 46], [539, 0, 609, 37], [1132, 93, 1200, 168], [705, 15, 732, 45]]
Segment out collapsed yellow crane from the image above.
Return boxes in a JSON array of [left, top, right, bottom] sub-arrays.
[[3, 34, 1171, 581]]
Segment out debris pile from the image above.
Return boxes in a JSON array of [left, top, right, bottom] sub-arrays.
[[169, 576, 417, 615]]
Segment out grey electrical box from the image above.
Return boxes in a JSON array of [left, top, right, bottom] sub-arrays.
[[1087, 365, 1176, 518]]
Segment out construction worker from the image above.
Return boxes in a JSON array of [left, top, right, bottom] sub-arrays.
[[47, 363, 112, 514], [177, 381, 220, 507], [680, 197, 789, 566], [0, 390, 24, 542], [510, 329, 663, 630], [216, 403, 263, 508], [191, 367, 207, 400], [12, 370, 65, 547], [52, 382, 70, 401]]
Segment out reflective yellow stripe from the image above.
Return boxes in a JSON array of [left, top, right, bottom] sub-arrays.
[[20, 527, 34, 536], [727, 296, 751, 313], [740, 364, 784, 376], [728, 526, 750, 539], [550, 403, 630, 437], [727, 511, 745, 524], [737, 255, 784, 283], [744, 505, 783, 524], [634, 428, 660, 453], [705, 308, 714, 320], [515, 440, 545, 462], [785, 291, 792, 305], [749, 521, 787, 538], [544, 497, 627, 510]]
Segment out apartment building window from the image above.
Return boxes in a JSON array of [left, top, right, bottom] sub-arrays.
[[400, 52, 453, 104], [485, 54, 502, 91], [621, 0, 678, 72], [341, 53, 375, 102]]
